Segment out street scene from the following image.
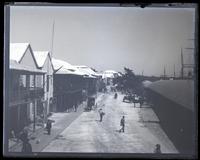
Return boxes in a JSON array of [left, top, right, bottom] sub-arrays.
[[42, 91, 177, 153], [4, 3, 197, 158]]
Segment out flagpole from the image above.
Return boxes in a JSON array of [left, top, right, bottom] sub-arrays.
[[51, 20, 55, 58]]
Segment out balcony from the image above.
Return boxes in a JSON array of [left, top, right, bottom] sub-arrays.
[[9, 87, 44, 106]]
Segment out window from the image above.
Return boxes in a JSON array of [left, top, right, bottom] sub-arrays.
[[20, 75, 26, 87], [47, 75, 49, 92], [30, 75, 34, 88]]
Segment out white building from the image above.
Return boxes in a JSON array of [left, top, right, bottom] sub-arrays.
[[102, 70, 120, 85], [9, 43, 46, 133], [33, 51, 54, 115]]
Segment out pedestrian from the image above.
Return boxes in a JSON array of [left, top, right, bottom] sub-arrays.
[[21, 138, 32, 153], [11, 130, 16, 139], [153, 144, 162, 154], [74, 103, 78, 112], [98, 108, 105, 122], [139, 96, 143, 108], [119, 116, 125, 133], [19, 128, 28, 143], [46, 119, 52, 135], [133, 94, 136, 107], [114, 92, 118, 99]]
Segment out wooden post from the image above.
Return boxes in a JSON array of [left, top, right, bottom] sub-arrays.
[[174, 64, 176, 79], [42, 74, 46, 125], [164, 66, 166, 79], [33, 74, 36, 132], [17, 105, 21, 134], [181, 48, 184, 79]]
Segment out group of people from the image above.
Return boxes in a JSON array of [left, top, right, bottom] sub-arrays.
[[98, 108, 125, 133], [97, 108, 162, 154], [18, 118, 55, 153], [19, 128, 32, 153]]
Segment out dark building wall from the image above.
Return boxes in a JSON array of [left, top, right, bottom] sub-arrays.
[[53, 74, 84, 112], [87, 78, 97, 96], [145, 88, 196, 155]]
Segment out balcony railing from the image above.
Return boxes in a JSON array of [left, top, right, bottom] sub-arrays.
[[9, 87, 44, 104]]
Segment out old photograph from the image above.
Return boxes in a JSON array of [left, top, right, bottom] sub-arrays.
[[3, 3, 197, 158]]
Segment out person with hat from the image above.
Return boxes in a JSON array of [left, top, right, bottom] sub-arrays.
[[21, 138, 32, 153], [153, 144, 162, 154], [46, 119, 52, 135], [119, 116, 125, 133]]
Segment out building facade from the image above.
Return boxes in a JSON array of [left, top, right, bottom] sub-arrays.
[[52, 58, 85, 112], [33, 51, 55, 118], [9, 43, 45, 137]]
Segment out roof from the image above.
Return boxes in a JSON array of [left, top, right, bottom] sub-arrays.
[[147, 80, 195, 112], [94, 73, 103, 77], [10, 60, 46, 73], [102, 70, 119, 79], [33, 51, 49, 68], [52, 58, 63, 70], [10, 43, 30, 62], [75, 65, 98, 78], [102, 73, 115, 79], [52, 58, 85, 76], [55, 67, 76, 75], [104, 70, 118, 74]]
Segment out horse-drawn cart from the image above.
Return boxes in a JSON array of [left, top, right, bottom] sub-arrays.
[[123, 94, 144, 107], [84, 96, 95, 111]]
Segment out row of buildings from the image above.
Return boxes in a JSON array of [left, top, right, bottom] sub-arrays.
[[8, 43, 118, 138]]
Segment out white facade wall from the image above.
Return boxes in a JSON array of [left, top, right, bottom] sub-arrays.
[[42, 55, 54, 114], [20, 47, 37, 69], [18, 46, 44, 124]]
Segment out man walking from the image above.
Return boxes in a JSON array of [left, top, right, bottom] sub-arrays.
[[119, 116, 125, 133], [74, 103, 78, 112], [98, 108, 105, 122], [21, 138, 32, 153], [19, 128, 28, 143], [46, 119, 52, 135], [139, 96, 144, 108], [153, 144, 162, 154]]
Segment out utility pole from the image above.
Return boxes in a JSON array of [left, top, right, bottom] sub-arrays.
[[33, 74, 36, 132], [174, 64, 176, 79], [181, 48, 184, 79], [164, 66, 166, 79], [51, 20, 55, 58]]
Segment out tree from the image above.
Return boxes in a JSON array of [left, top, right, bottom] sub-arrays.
[[114, 67, 144, 95]]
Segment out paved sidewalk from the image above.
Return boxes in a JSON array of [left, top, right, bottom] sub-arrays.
[[9, 92, 105, 153], [9, 102, 85, 153]]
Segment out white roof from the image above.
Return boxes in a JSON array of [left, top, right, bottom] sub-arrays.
[[10, 60, 46, 73], [52, 58, 63, 70], [52, 58, 76, 71], [94, 73, 103, 77], [10, 43, 30, 62], [102, 73, 115, 79], [33, 51, 49, 68], [75, 65, 99, 77], [104, 70, 118, 74], [75, 68, 96, 78], [55, 67, 76, 75], [52, 58, 85, 76], [102, 70, 119, 79]]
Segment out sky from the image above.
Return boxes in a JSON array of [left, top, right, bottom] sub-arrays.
[[10, 5, 196, 76]]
